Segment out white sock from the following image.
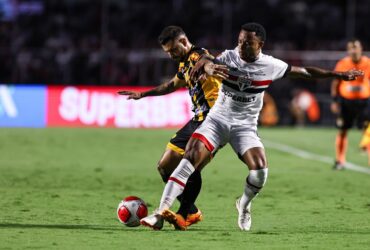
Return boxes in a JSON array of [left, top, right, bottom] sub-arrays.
[[240, 168, 268, 211], [158, 159, 195, 212]]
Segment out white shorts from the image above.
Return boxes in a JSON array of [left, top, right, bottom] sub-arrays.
[[192, 115, 264, 156]]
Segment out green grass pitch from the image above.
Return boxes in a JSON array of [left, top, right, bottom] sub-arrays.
[[0, 127, 369, 250]]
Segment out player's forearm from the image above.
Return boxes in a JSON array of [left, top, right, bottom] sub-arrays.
[[304, 67, 342, 79], [141, 81, 177, 97]]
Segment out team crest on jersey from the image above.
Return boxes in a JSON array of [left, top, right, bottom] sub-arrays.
[[237, 76, 252, 91], [189, 52, 200, 62]]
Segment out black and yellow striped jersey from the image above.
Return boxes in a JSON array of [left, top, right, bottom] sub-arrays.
[[176, 46, 221, 121]]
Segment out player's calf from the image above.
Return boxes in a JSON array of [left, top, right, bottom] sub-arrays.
[[237, 168, 268, 231]]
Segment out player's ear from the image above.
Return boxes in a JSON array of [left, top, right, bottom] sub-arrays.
[[178, 37, 187, 47], [259, 40, 264, 49]]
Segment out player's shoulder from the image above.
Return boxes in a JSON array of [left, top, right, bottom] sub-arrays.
[[259, 53, 287, 67], [362, 56, 370, 64], [218, 49, 237, 58], [337, 56, 352, 65], [189, 47, 209, 61]]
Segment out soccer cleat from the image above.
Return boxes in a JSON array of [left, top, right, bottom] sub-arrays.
[[235, 198, 252, 231], [161, 209, 187, 230], [185, 209, 203, 227], [333, 161, 345, 170], [140, 211, 164, 230]]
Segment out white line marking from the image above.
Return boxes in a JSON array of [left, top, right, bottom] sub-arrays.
[[264, 140, 370, 175]]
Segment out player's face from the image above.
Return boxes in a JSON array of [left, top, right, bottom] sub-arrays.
[[238, 30, 263, 61], [161, 39, 187, 62], [347, 41, 362, 62]]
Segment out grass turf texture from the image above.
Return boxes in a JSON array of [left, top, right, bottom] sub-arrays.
[[0, 127, 369, 250]]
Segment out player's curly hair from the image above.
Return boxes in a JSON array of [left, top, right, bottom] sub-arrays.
[[158, 26, 185, 45], [241, 22, 266, 42]]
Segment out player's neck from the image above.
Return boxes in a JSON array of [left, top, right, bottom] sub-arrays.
[[185, 44, 194, 54], [242, 50, 261, 63], [351, 56, 362, 64]]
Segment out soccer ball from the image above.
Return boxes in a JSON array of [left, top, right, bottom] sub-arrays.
[[117, 196, 148, 227]]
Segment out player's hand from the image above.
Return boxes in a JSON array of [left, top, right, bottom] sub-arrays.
[[190, 59, 207, 82], [204, 63, 229, 80], [339, 70, 364, 81], [330, 101, 340, 114], [117, 90, 143, 100]]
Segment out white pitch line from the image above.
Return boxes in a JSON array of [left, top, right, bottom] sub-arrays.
[[264, 140, 370, 175]]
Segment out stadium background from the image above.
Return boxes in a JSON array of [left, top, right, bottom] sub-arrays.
[[1, 0, 369, 127]]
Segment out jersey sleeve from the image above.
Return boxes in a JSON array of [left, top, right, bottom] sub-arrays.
[[271, 57, 289, 81]]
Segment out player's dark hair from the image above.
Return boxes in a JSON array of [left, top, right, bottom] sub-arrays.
[[158, 26, 185, 45], [241, 22, 266, 42], [347, 38, 362, 45]]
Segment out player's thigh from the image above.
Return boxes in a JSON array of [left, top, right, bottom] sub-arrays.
[[240, 147, 267, 170], [161, 119, 203, 172], [337, 100, 356, 130], [230, 127, 267, 170], [186, 116, 229, 170]]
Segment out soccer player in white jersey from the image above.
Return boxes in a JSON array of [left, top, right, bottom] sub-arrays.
[[140, 23, 363, 231]]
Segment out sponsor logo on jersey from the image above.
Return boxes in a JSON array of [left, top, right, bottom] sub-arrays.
[[222, 88, 256, 103]]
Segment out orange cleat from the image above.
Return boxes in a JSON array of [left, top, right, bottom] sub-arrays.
[[161, 209, 187, 230], [186, 209, 203, 227]]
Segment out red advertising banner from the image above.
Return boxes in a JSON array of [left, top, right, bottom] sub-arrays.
[[47, 86, 193, 128]]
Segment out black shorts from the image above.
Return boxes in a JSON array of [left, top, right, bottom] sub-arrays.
[[166, 120, 203, 155], [336, 98, 370, 129]]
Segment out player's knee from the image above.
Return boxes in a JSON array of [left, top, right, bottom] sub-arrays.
[[184, 140, 209, 169], [247, 168, 268, 193], [339, 129, 348, 137], [184, 148, 198, 166], [248, 156, 267, 170]]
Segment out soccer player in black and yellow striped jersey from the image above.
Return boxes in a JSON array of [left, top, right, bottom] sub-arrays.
[[118, 26, 221, 230]]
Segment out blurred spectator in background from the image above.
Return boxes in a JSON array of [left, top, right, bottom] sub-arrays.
[[259, 92, 279, 126], [0, 0, 369, 86], [290, 89, 320, 126]]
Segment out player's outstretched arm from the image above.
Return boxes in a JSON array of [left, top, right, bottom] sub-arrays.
[[117, 76, 186, 100], [287, 66, 363, 81], [190, 57, 229, 81]]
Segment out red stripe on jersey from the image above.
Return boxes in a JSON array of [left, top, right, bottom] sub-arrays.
[[251, 80, 272, 86], [191, 133, 215, 152], [168, 177, 185, 187]]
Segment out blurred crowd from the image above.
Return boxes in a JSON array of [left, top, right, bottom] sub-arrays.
[[0, 0, 369, 85]]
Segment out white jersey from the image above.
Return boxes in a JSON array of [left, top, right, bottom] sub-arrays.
[[208, 48, 289, 125]]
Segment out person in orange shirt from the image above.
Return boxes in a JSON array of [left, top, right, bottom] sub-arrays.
[[331, 39, 370, 169]]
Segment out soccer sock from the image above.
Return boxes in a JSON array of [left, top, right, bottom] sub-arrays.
[[158, 159, 195, 212], [177, 170, 201, 218], [240, 168, 268, 211], [335, 134, 348, 164], [158, 169, 198, 213]]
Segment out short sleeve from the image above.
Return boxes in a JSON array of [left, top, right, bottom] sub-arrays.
[[271, 57, 289, 81]]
